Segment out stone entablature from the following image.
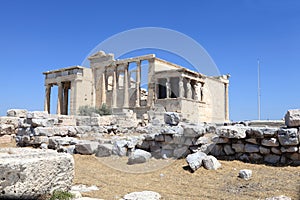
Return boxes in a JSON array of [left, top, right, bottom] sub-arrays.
[[43, 66, 93, 115], [43, 51, 230, 123]]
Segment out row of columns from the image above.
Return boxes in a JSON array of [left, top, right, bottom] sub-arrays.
[[162, 77, 204, 101], [102, 60, 142, 108], [44, 82, 70, 115]]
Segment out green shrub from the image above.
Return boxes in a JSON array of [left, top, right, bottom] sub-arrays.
[[96, 103, 111, 116], [49, 190, 74, 200], [78, 104, 111, 116]]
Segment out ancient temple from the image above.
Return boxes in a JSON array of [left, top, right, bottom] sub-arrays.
[[43, 51, 230, 123]]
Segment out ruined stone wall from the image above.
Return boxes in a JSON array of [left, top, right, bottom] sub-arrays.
[[0, 109, 24, 144], [2, 109, 299, 166], [132, 122, 299, 166]]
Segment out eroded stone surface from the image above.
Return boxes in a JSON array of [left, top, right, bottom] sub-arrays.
[[285, 109, 300, 127], [186, 151, 207, 171], [122, 191, 161, 200], [238, 169, 252, 180], [128, 149, 152, 165], [0, 148, 74, 199]]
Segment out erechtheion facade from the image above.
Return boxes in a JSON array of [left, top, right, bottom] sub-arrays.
[[43, 51, 230, 123]]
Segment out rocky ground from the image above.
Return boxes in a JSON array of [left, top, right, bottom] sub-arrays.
[[0, 141, 299, 200], [73, 154, 300, 200]]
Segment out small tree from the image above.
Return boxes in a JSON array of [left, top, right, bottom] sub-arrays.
[[97, 103, 111, 116]]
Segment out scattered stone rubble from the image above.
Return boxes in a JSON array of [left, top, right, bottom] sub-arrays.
[[0, 108, 299, 199], [0, 109, 299, 166]]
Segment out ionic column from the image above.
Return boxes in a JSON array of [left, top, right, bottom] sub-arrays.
[[225, 83, 229, 121], [179, 77, 184, 98], [57, 82, 63, 114], [44, 84, 51, 114], [186, 79, 192, 99], [135, 61, 141, 107], [147, 58, 155, 107], [63, 83, 69, 115], [123, 64, 129, 108], [112, 68, 117, 108], [166, 78, 171, 98], [101, 73, 106, 105]]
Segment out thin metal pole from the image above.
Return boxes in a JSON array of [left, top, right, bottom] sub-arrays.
[[257, 59, 261, 120]]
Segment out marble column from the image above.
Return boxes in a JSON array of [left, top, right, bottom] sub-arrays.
[[57, 82, 63, 115], [179, 77, 184, 98], [63, 83, 69, 115], [112, 68, 118, 108], [101, 72, 106, 106], [147, 58, 155, 107], [135, 61, 141, 107], [44, 84, 51, 114], [123, 64, 129, 107]]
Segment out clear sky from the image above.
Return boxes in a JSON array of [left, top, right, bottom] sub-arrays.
[[0, 0, 299, 121]]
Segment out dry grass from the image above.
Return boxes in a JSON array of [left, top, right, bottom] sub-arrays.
[[73, 155, 300, 200], [1, 140, 299, 199]]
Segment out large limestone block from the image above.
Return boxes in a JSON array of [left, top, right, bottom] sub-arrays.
[[0, 117, 19, 129], [57, 115, 77, 126], [75, 141, 99, 155], [182, 123, 206, 137], [216, 126, 247, 139], [122, 191, 161, 200], [48, 136, 78, 149], [30, 118, 58, 127], [164, 112, 180, 126], [7, 109, 28, 118], [26, 111, 49, 119], [186, 151, 207, 172], [285, 109, 300, 127], [112, 140, 128, 156], [128, 149, 152, 165], [0, 124, 15, 135], [278, 128, 299, 146], [202, 155, 221, 170], [34, 127, 55, 137], [0, 148, 74, 199], [95, 144, 113, 157]]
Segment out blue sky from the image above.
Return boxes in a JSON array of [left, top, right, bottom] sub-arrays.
[[0, 0, 299, 121]]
